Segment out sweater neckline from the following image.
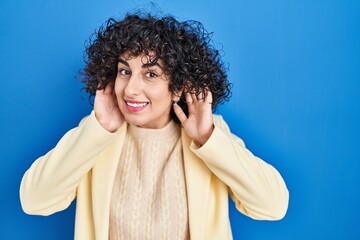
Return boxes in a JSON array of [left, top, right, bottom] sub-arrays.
[[128, 120, 180, 141]]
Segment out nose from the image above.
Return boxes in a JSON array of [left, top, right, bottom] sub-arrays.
[[124, 74, 142, 96]]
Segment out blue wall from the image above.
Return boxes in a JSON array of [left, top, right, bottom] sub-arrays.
[[1, 0, 359, 239]]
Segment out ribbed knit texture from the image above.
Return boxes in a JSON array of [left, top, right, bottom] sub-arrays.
[[109, 121, 189, 240]]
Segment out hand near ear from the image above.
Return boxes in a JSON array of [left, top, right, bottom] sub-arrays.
[[94, 81, 124, 132], [173, 90, 214, 147]]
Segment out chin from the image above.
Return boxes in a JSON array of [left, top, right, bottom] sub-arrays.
[[124, 115, 145, 127]]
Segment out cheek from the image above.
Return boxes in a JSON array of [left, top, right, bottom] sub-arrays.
[[149, 87, 172, 102], [114, 79, 125, 97]]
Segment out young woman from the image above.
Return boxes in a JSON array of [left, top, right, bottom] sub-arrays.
[[20, 12, 289, 240]]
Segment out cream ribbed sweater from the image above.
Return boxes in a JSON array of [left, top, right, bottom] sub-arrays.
[[109, 121, 189, 240]]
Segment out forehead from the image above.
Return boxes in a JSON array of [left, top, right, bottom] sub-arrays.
[[120, 51, 164, 67]]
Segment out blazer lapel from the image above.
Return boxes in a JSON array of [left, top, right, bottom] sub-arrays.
[[91, 122, 128, 239], [181, 128, 211, 240]]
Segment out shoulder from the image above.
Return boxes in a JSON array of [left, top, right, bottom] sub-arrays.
[[212, 114, 224, 124], [212, 114, 245, 147], [212, 114, 230, 133]]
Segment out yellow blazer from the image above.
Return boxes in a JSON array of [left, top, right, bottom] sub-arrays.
[[20, 111, 289, 240]]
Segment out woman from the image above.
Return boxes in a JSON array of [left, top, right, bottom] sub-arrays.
[[20, 12, 289, 240]]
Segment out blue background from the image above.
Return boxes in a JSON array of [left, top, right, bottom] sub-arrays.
[[1, 0, 359, 239]]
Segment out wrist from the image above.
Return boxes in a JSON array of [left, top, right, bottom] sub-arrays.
[[95, 112, 119, 133], [194, 124, 214, 147]]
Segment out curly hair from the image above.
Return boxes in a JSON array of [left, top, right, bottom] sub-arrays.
[[82, 12, 232, 123]]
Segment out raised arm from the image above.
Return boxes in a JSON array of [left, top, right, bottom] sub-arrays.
[[20, 112, 119, 215], [20, 83, 124, 216], [191, 116, 289, 220], [173, 90, 288, 220]]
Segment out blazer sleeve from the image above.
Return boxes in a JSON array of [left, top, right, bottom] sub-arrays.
[[20, 111, 119, 216], [190, 115, 289, 220]]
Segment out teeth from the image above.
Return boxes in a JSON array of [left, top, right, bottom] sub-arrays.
[[127, 102, 148, 108]]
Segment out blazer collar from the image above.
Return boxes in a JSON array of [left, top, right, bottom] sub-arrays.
[[91, 122, 128, 239], [181, 127, 211, 240]]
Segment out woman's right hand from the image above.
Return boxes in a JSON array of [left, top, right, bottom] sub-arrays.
[[94, 81, 124, 132]]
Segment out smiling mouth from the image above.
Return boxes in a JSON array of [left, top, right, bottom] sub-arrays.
[[126, 101, 149, 107], [125, 100, 149, 112]]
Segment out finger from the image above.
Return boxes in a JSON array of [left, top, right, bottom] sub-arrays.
[[197, 91, 206, 102], [205, 89, 213, 104], [185, 92, 193, 104], [104, 81, 115, 95], [185, 92, 198, 114], [173, 103, 188, 124], [190, 92, 198, 103], [96, 81, 103, 94]]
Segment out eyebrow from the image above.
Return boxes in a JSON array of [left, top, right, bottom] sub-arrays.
[[118, 58, 162, 69]]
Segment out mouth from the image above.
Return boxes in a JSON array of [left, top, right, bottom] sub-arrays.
[[125, 100, 149, 112]]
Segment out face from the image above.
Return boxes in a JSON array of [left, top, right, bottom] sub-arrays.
[[114, 53, 176, 129]]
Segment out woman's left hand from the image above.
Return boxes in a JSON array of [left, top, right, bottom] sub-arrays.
[[173, 90, 214, 147]]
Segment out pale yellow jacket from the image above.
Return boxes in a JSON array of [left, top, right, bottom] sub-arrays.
[[20, 111, 289, 240]]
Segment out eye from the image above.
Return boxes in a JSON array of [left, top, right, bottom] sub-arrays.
[[118, 69, 130, 76], [145, 72, 158, 78]]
